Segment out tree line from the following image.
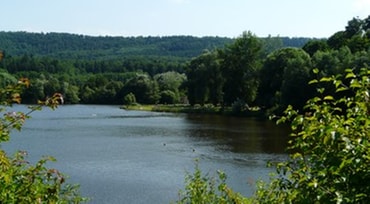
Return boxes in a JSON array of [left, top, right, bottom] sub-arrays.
[[187, 16, 370, 115], [2, 16, 368, 115], [0, 32, 232, 60], [0, 32, 311, 109], [0, 31, 308, 60]]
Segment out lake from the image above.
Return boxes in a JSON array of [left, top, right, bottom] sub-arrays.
[[2, 105, 289, 204]]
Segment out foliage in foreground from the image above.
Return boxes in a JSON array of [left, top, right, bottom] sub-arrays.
[[0, 79, 87, 203], [175, 161, 251, 204], [255, 68, 370, 203], [176, 68, 370, 203]]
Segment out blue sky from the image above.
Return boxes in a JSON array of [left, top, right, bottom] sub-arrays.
[[1, 0, 369, 38]]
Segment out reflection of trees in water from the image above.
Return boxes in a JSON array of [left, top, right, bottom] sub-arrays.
[[184, 114, 289, 154]]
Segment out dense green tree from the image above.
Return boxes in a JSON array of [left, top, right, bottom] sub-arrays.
[[302, 39, 329, 56], [61, 82, 80, 104], [280, 49, 312, 109], [120, 74, 160, 104], [80, 86, 96, 104], [186, 50, 223, 105], [345, 17, 364, 37], [154, 71, 186, 104], [364, 15, 370, 30], [154, 71, 186, 93], [43, 76, 61, 97], [186, 56, 210, 105], [257, 48, 312, 113], [206, 50, 224, 106], [312, 47, 353, 76], [220, 31, 262, 106], [327, 31, 348, 50], [98, 81, 124, 104], [159, 90, 177, 104], [326, 16, 370, 53], [347, 34, 370, 53], [352, 50, 370, 70], [21, 78, 45, 104], [0, 69, 17, 88]]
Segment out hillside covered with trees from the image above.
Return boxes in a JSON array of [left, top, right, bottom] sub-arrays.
[[0, 32, 233, 60], [0, 31, 312, 107], [3, 15, 369, 115], [0, 32, 309, 60]]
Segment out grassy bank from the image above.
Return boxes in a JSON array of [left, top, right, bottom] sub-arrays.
[[121, 104, 264, 117], [121, 104, 222, 113]]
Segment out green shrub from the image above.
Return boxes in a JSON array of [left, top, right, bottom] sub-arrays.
[[255, 68, 370, 203], [175, 161, 251, 204], [123, 92, 136, 105], [160, 90, 178, 104]]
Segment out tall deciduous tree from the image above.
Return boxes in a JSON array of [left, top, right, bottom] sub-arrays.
[[186, 50, 223, 105], [257, 48, 312, 113], [302, 39, 329, 56], [312, 47, 353, 77], [154, 71, 186, 104], [120, 74, 160, 104], [0, 69, 17, 88], [220, 31, 262, 106], [345, 17, 363, 37]]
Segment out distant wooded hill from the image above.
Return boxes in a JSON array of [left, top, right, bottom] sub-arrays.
[[0, 31, 311, 60]]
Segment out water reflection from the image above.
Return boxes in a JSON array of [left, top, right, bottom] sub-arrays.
[[184, 114, 290, 154]]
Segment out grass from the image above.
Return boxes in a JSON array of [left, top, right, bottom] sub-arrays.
[[120, 104, 154, 111], [121, 103, 264, 118]]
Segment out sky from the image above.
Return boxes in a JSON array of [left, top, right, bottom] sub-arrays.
[[1, 0, 370, 38]]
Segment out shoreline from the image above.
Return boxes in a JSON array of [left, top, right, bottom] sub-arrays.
[[120, 104, 265, 118]]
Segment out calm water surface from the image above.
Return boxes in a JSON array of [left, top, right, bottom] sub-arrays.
[[3, 105, 289, 204]]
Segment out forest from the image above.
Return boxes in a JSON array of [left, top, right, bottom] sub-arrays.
[[1, 16, 369, 116]]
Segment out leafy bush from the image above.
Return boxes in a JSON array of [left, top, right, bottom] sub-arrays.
[[0, 79, 87, 203], [255, 68, 370, 203], [175, 161, 251, 204], [160, 90, 177, 104], [123, 92, 136, 105]]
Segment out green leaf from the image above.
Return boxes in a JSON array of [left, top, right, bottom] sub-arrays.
[[336, 87, 348, 92], [345, 72, 356, 79], [308, 79, 318, 84], [334, 80, 342, 88], [312, 68, 319, 74], [350, 79, 361, 88], [292, 152, 302, 159], [319, 77, 332, 82], [317, 88, 325, 94], [323, 95, 334, 100]]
